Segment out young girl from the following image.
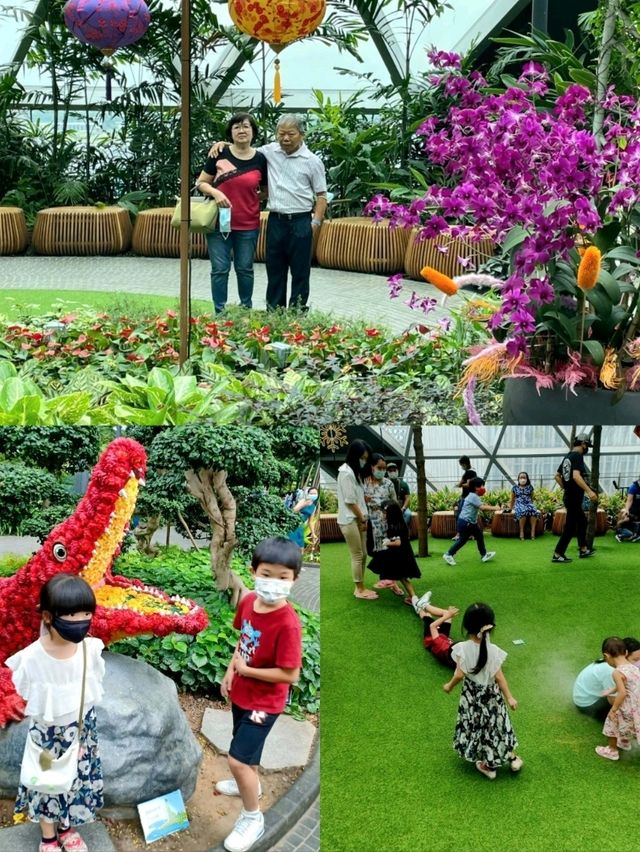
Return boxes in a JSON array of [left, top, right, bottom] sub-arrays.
[[414, 593, 460, 670], [443, 478, 495, 566], [367, 501, 421, 605], [508, 471, 541, 540], [443, 602, 522, 779], [596, 636, 640, 760], [6, 574, 105, 852]]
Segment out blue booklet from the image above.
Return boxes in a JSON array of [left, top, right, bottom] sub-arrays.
[[137, 789, 189, 844]]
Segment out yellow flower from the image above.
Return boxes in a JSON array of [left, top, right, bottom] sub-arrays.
[[577, 246, 601, 290], [421, 266, 459, 296], [599, 348, 622, 390]]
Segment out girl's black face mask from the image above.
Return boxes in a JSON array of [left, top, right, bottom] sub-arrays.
[[52, 616, 92, 643]]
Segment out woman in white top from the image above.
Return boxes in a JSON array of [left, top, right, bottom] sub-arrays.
[[443, 602, 522, 779], [7, 574, 105, 852], [337, 439, 378, 600]]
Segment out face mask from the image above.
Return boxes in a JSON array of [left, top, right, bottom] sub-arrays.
[[582, 446, 589, 455], [372, 470, 385, 481], [52, 616, 92, 644], [307, 494, 318, 502], [359, 459, 367, 469], [219, 207, 231, 238], [254, 577, 293, 605], [388, 472, 399, 480], [476, 487, 486, 496], [518, 479, 527, 485]]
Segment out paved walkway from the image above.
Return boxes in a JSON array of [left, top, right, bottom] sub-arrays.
[[0, 255, 460, 335]]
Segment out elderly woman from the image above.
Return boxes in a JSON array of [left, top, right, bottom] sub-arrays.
[[197, 112, 268, 313], [337, 439, 378, 600]]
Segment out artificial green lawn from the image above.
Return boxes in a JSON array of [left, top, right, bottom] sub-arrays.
[[0, 290, 211, 320], [321, 534, 640, 852]]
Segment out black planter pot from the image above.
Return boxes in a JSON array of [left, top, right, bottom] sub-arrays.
[[503, 378, 640, 425]]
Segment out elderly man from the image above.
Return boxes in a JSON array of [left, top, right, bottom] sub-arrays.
[[209, 115, 327, 310]]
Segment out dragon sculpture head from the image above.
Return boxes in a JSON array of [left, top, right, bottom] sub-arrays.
[[0, 437, 208, 726]]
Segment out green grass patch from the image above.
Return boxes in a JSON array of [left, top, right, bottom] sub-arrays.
[[321, 534, 639, 852], [0, 290, 211, 321]]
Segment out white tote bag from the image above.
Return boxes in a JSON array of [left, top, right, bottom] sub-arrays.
[[20, 641, 87, 795]]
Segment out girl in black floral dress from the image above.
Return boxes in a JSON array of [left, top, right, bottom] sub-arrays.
[[442, 602, 522, 779]]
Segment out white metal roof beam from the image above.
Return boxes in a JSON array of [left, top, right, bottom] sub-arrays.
[[352, 0, 406, 86]]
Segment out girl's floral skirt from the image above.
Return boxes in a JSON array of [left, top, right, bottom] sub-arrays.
[[15, 707, 104, 829], [453, 679, 518, 769]]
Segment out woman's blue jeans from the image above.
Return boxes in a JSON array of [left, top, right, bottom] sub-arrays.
[[207, 228, 259, 313]]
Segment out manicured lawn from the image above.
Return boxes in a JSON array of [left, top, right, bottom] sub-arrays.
[[0, 289, 211, 320], [321, 534, 639, 852]]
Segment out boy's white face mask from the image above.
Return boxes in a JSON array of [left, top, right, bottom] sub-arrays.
[[254, 577, 293, 604]]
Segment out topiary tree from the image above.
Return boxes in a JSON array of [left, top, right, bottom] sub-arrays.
[[0, 462, 74, 534], [0, 427, 101, 473], [144, 426, 303, 606]]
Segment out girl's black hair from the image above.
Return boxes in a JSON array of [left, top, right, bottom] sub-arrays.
[[39, 573, 96, 617], [383, 500, 406, 537], [251, 536, 302, 577], [624, 637, 640, 654], [369, 452, 386, 469], [459, 456, 471, 467], [462, 602, 495, 675], [467, 476, 485, 493], [344, 439, 371, 484], [517, 471, 531, 487], [601, 636, 627, 658], [225, 112, 259, 142]]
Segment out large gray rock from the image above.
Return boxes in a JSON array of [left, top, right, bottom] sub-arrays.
[[0, 652, 201, 806]]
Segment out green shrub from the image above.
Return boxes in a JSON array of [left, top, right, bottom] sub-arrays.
[[21, 498, 81, 542], [425, 487, 459, 518], [111, 548, 320, 717], [320, 490, 338, 513], [0, 462, 72, 534], [0, 554, 28, 577]]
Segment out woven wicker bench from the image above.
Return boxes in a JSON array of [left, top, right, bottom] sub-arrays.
[[404, 230, 495, 281], [32, 206, 132, 255], [131, 208, 208, 258], [316, 216, 410, 275], [0, 207, 29, 255], [552, 508, 608, 536], [491, 512, 544, 537]]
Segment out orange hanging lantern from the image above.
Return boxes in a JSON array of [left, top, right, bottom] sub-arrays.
[[228, 0, 326, 102]]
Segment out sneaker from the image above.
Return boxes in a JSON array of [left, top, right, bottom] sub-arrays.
[[481, 551, 495, 563], [510, 755, 523, 772], [39, 841, 62, 852], [551, 555, 572, 563], [215, 778, 263, 799], [57, 833, 87, 852], [443, 553, 456, 566], [595, 745, 619, 761], [618, 739, 632, 751], [414, 590, 433, 613], [579, 548, 596, 559], [475, 760, 496, 779], [58, 831, 87, 852], [224, 811, 265, 852]]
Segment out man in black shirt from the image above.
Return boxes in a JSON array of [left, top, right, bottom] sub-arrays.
[[387, 463, 411, 525], [552, 433, 599, 563]]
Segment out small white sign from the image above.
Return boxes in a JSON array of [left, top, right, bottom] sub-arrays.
[[137, 789, 189, 844]]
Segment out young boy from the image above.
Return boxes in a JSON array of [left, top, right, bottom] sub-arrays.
[[216, 537, 303, 852], [414, 591, 460, 669]]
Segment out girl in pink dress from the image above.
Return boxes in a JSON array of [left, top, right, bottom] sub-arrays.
[[596, 636, 640, 760]]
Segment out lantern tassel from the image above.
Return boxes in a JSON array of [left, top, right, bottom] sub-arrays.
[[273, 58, 281, 103], [106, 67, 112, 101]]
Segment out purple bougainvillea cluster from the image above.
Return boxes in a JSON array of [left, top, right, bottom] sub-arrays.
[[366, 53, 640, 358]]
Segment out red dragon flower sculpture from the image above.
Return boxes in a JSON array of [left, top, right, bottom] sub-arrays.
[[0, 437, 208, 727]]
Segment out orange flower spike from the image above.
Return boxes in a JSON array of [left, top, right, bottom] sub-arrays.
[[576, 246, 601, 290], [420, 266, 459, 297]]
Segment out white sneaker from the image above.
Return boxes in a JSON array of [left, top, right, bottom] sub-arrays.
[[510, 755, 523, 772], [443, 553, 456, 566], [475, 761, 496, 779], [223, 811, 265, 852], [414, 590, 433, 613], [481, 551, 495, 563], [215, 778, 263, 799]]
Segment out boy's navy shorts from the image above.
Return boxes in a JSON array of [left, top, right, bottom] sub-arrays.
[[230, 703, 280, 766]]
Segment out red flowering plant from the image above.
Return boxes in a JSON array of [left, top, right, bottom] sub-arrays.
[[367, 53, 640, 413]]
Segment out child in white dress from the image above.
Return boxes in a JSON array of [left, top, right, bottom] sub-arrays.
[[6, 574, 105, 852]]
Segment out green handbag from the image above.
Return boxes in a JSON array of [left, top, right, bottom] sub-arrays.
[[171, 190, 219, 234]]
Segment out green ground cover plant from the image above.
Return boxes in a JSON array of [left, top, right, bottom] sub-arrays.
[[321, 537, 639, 852], [0, 299, 501, 425], [0, 292, 211, 321]]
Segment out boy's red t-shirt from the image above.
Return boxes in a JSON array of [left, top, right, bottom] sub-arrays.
[[231, 592, 303, 714], [424, 633, 454, 665]]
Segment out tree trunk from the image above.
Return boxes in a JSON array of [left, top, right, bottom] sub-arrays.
[[593, 0, 619, 139], [185, 468, 248, 607], [133, 514, 161, 555], [412, 426, 429, 557], [586, 426, 602, 547]]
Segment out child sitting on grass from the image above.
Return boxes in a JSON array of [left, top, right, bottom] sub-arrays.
[[413, 591, 459, 670], [596, 636, 640, 761]]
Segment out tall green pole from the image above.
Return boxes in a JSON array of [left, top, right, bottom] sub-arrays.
[[179, 0, 191, 365]]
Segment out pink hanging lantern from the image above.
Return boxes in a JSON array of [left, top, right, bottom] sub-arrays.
[[63, 0, 151, 99]]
